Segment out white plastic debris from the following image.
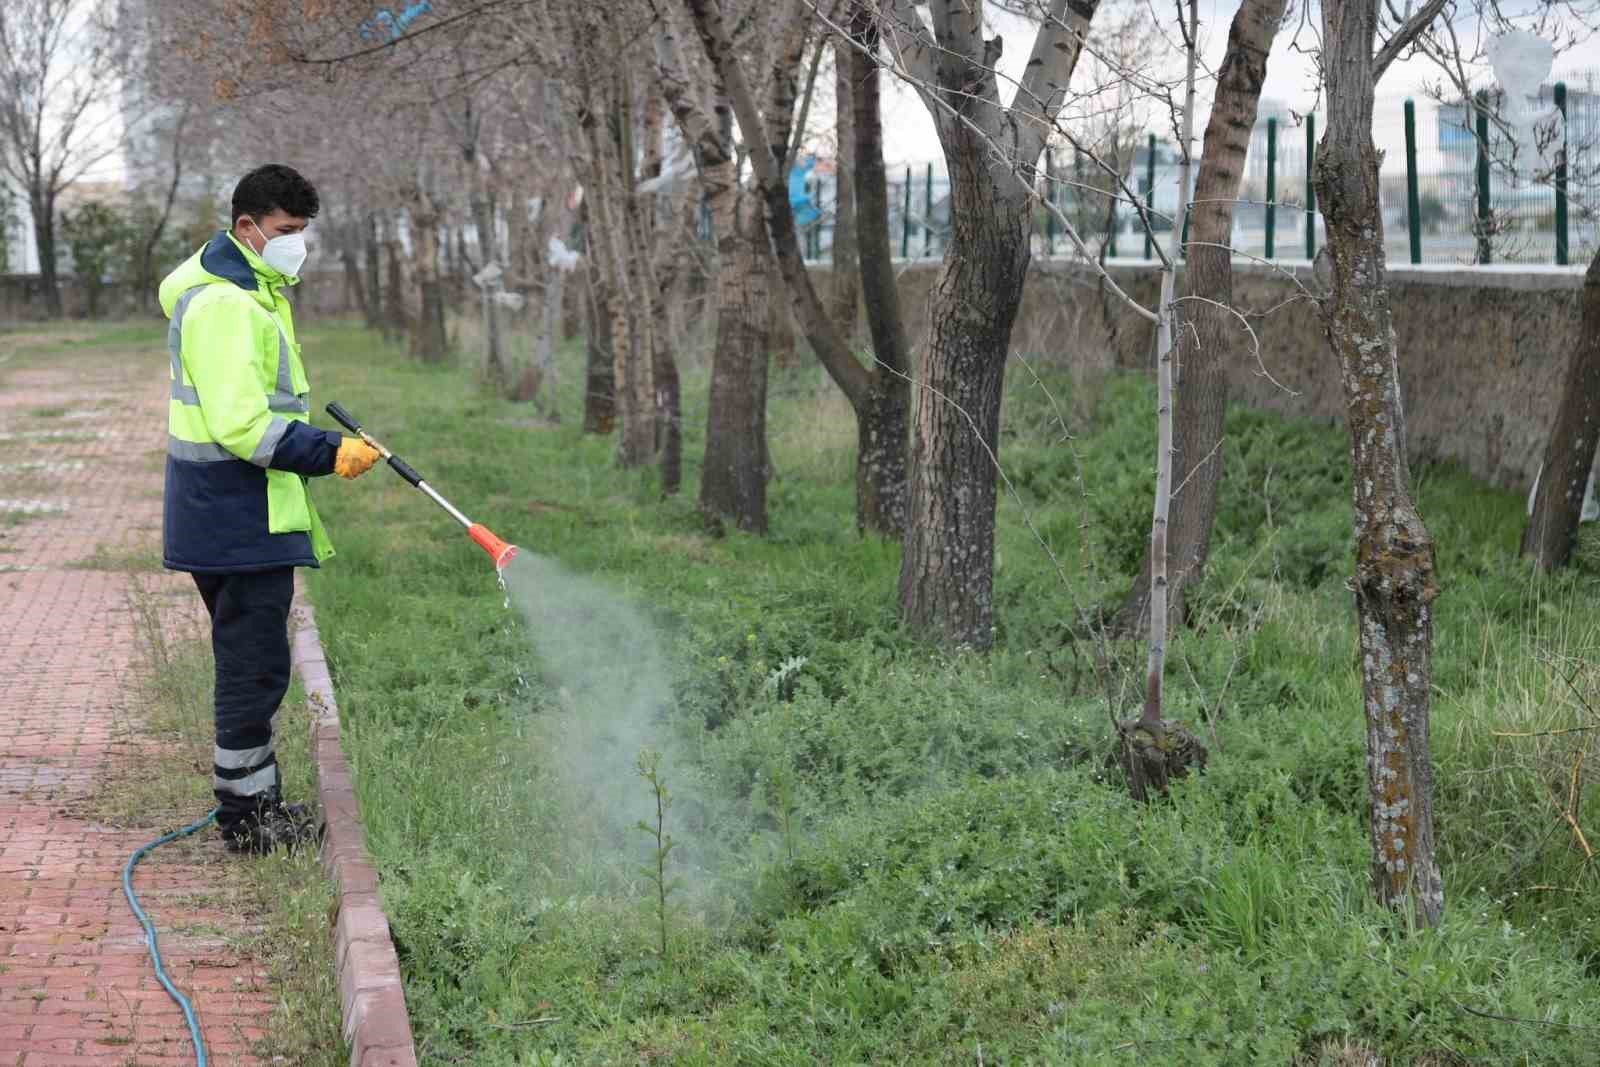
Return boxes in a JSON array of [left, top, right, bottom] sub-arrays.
[[1489, 31, 1553, 101], [635, 139, 696, 196], [1488, 31, 1561, 175], [547, 236, 581, 273]]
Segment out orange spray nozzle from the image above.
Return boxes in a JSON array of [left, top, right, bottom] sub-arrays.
[[467, 524, 519, 568]]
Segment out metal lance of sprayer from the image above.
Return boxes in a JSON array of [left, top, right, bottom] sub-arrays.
[[324, 401, 519, 569]]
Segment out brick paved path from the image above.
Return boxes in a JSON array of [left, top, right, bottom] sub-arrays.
[[1, 334, 270, 1066]]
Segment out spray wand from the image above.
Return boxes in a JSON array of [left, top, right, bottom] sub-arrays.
[[326, 401, 519, 569]]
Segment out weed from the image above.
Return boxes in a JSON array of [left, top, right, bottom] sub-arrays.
[[635, 748, 678, 961], [69, 542, 164, 572]]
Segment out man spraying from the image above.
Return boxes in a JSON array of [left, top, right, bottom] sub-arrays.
[[159, 164, 380, 854]]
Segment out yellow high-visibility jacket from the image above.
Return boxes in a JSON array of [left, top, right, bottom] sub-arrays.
[[159, 231, 339, 573]]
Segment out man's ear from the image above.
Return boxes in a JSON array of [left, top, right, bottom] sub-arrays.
[[234, 216, 258, 250]]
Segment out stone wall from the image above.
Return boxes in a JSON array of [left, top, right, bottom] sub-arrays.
[[860, 258, 1586, 492], [6, 258, 1585, 493], [0, 269, 356, 323], [0, 275, 146, 321]]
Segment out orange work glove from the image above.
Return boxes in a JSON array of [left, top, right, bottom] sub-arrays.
[[334, 438, 382, 480]]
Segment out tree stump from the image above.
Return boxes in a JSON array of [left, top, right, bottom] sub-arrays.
[[1112, 717, 1208, 802]]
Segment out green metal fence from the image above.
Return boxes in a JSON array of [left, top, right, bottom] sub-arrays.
[[799, 77, 1597, 267]]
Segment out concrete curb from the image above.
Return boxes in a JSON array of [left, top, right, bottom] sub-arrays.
[[291, 575, 420, 1067]]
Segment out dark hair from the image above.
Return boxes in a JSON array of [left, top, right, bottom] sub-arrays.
[[231, 164, 320, 223]]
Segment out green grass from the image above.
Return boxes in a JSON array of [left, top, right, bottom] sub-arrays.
[[298, 318, 1600, 1065], [68, 541, 164, 572]]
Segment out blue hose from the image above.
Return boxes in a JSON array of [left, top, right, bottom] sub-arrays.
[[122, 808, 220, 1066]]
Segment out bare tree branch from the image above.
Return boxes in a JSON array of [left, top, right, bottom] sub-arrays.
[[287, 0, 534, 66], [1012, 0, 1101, 162], [880, 0, 939, 91], [1373, 0, 1450, 81]]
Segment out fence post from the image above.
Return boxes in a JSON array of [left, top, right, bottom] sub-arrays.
[[1144, 133, 1156, 260], [1265, 117, 1277, 259], [1073, 146, 1086, 253], [900, 167, 911, 258], [811, 198, 821, 260], [1180, 178, 1189, 260], [1305, 114, 1316, 260], [1045, 147, 1057, 255], [819, 178, 832, 263], [828, 181, 836, 264], [1108, 167, 1118, 259], [807, 178, 819, 260], [1404, 98, 1421, 264], [1475, 89, 1492, 264], [924, 162, 934, 259], [1555, 81, 1568, 266]]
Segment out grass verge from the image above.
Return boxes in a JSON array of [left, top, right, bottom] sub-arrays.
[[289, 317, 1600, 1064]]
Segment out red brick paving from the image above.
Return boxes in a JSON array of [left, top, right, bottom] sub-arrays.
[[1, 339, 270, 1066]]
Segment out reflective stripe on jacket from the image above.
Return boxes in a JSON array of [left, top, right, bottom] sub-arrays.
[[159, 231, 340, 573]]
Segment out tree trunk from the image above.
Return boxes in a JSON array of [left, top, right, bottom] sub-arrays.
[[507, 186, 530, 286], [383, 220, 408, 343], [1317, 0, 1443, 927], [583, 270, 617, 435], [769, 296, 799, 369], [631, 93, 674, 486], [1143, 0, 1197, 733], [649, 192, 696, 498], [830, 39, 861, 341], [633, 99, 682, 496], [677, 0, 870, 527], [848, 22, 910, 538], [700, 167, 772, 533], [472, 190, 507, 390], [1115, 0, 1287, 632], [31, 189, 63, 318], [898, 136, 1032, 648], [341, 248, 367, 321], [138, 105, 190, 314], [587, 87, 655, 468], [604, 276, 647, 459], [452, 227, 468, 291], [526, 189, 570, 415], [409, 207, 449, 363], [653, 311, 683, 496], [364, 214, 384, 333], [856, 381, 909, 537], [530, 265, 564, 420], [563, 269, 583, 341], [1522, 249, 1600, 569]]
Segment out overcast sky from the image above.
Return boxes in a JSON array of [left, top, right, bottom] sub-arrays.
[[874, 0, 1598, 170]]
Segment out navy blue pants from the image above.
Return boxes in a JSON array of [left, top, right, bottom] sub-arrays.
[[192, 568, 293, 834]]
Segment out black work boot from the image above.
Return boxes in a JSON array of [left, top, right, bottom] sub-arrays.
[[222, 801, 322, 855]]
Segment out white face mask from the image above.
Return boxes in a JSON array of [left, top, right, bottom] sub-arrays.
[[246, 219, 309, 277]]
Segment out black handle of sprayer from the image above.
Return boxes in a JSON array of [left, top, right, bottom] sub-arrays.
[[386, 455, 425, 488], [325, 401, 426, 488], [325, 401, 363, 434]]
